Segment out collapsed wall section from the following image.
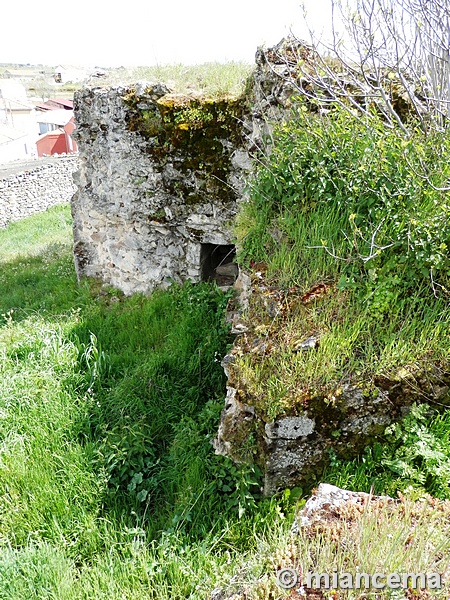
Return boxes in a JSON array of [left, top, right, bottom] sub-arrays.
[[72, 84, 252, 294], [72, 38, 414, 496]]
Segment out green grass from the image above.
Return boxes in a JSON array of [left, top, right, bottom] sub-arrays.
[[0, 204, 73, 263], [321, 403, 450, 499], [233, 106, 450, 422], [0, 205, 292, 598], [91, 62, 254, 98], [1, 199, 450, 597]]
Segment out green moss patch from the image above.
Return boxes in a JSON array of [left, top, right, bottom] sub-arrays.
[[123, 88, 247, 204]]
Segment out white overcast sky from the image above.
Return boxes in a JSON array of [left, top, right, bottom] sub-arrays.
[[0, 0, 335, 67]]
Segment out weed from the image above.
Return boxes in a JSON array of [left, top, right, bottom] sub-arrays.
[[324, 403, 450, 499]]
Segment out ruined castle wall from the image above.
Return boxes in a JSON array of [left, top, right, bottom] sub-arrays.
[[70, 36, 308, 296], [72, 84, 253, 295], [72, 38, 397, 496]]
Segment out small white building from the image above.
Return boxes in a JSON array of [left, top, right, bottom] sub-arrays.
[[53, 65, 87, 84], [0, 97, 38, 136], [36, 108, 73, 135], [0, 87, 38, 163]]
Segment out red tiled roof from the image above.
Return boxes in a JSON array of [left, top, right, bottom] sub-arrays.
[[35, 102, 58, 111], [51, 98, 74, 109], [35, 98, 74, 111]]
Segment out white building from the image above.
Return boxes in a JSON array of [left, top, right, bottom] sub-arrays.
[[0, 97, 37, 134], [0, 84, 38, 163], [53, 65, 87, 84], [0, 124, 36, 163], [36, 108, 73, 135], [0, 80, 28, 102]]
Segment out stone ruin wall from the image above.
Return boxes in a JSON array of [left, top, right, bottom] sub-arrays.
[[70, 38, 301, 295], [72, 38, 446, 496], [71, 84, 253, 295], [70, 38, 351, 495], [0, 155, 78, 228]]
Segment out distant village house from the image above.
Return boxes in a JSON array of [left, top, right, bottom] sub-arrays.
[[0, 83, 37, 162], [0, 79, 77, 162], [53, 65, 87, 84], [36, 115, 77, 157]]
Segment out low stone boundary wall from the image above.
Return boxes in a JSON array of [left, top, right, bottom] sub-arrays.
[[0, 155, 79, 228]]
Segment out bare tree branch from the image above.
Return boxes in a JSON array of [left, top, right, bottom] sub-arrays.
[[264, 0, 450, 135]]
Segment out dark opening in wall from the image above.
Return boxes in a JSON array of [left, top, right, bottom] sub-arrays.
[[200, 243, 237, 285]]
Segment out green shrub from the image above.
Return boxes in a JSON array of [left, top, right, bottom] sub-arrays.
[[238, 104, 450, 313], [233, 102, 450, 404]]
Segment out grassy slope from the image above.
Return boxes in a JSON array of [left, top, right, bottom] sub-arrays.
[[0, 206, 288, 598], [234, 108, 450, 419], [230, 106, 450, 508], [0, 199, 449, 598]]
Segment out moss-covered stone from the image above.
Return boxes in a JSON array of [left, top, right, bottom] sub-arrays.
[[215, 269, 450, 495], [123, 91, 247, 204]]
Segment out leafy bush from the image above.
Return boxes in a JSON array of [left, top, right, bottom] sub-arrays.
[[233, 102, 450, 421], [239, 104, 450, 314]]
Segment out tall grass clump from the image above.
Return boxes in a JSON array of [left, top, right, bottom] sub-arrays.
[[239, 105, 450, 302], [0, 206, 294, 598]]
